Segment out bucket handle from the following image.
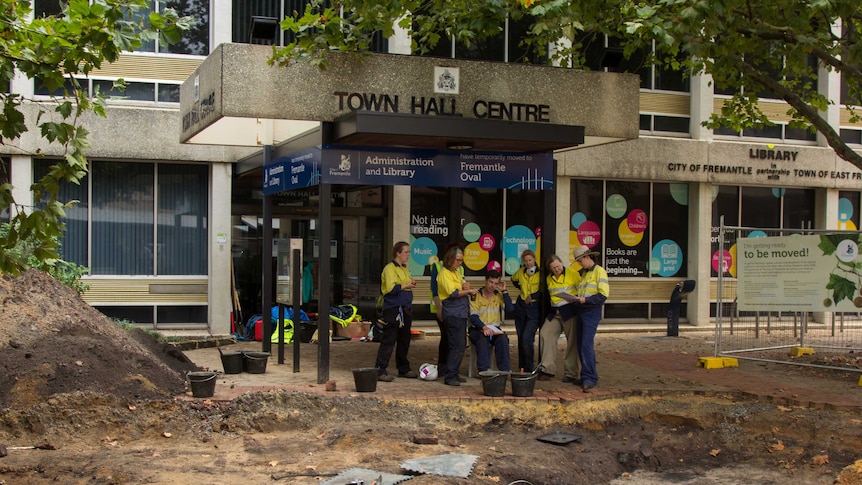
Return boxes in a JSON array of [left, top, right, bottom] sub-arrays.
[[187, 372, 218, 382], [244, 354, 268, 361]]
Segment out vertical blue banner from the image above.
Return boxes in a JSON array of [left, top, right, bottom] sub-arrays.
[[263, 148, 321, 195]]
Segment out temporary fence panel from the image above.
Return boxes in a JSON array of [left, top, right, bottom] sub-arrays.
[[716, 218, 862, 374]]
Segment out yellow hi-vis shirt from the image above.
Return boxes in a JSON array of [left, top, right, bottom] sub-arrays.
[[547, 268, 580, 308]]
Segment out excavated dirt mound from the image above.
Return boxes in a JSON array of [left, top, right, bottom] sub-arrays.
[[0, 270, 199, 409]]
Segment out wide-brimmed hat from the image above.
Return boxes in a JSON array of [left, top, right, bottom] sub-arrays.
[[573, 245, 599, 261]]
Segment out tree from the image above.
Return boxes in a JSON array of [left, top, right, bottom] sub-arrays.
[[272, 0, 862, 169], [0, 0, 192, 274]]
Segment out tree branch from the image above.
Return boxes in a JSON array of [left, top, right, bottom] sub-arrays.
[[739, 62, 862, 170]]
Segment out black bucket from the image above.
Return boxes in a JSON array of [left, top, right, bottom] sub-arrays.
[[352, 367, 378, 392], [479, 370, 509, 397], [187, 371, 217, 398], [510, 372, 537, 397], [242, 351, 270, 374], [220, 352, 243, 374]]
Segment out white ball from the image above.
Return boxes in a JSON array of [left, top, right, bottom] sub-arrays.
[[419, 363, 438, 381]]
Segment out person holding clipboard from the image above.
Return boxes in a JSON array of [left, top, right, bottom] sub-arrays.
[[536, 254, 581, 382], [571, 245, 609, 392], [468, 270, 514, 374]]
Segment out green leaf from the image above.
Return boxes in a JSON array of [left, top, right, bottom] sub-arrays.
[[827, 273, 856, 305]]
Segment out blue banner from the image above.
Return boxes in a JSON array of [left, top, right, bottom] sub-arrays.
[[264, 145, 554, 194], [322, 145, 554, 190], [263, 148, 321, 195]]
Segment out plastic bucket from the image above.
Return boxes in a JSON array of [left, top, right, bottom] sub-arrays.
[[510, 372, 537, 397], [242, 351, 270, 374], [479, 370, 509, 397], [220, 352, 243, 374], [187, 371, 217, 398], [352, 367, 378, 392]]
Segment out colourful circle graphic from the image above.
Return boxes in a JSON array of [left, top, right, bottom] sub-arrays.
[[669, 183, 689, 205], [712, 249, 732, 274], [487, 260, 501, 272], [463, 242, 489, 271], [618, 220, 644, 247], [577, 220, 601, 248], [626, 209, 648, 233], [651, 239, 682, 277], [838, 198, 854, 222], [410, 237, 438, 275], [748, 230, 767, 238], [503, 225, 537, 264], [571, 212, 587, 229], [479, 233, 496, 251], [504, 257, 521, 276], [606, 194, 627, 219], [463, 222, 481, 242], [838, 220, 859, 231]]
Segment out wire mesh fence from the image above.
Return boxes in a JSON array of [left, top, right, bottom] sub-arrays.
[[716, 221, 862, 374]]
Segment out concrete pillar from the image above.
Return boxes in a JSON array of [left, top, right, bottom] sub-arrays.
[[209, 161, 233, 335], [687, 182, 713, 326], [689, 70, 714, 141], [555, 177, 572, 264], [391, 185, 411, 246], [211, 0, 233, 50]]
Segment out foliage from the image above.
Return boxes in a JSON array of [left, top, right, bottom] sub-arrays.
[[272, 0, 862, 169], [0, 222, 89, 293], [0, 0, 192, 275]]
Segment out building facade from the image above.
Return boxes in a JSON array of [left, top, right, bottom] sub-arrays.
[[4, 1, 861, 335]]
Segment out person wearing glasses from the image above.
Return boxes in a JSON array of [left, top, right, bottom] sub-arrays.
[[374, 241, 418, 382], [437, 245, 475, 386]]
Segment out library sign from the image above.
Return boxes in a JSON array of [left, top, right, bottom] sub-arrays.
[[664, 146, 862, 183]]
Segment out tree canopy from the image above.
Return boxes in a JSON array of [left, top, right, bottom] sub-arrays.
[[0, 0, 191, 274], [273, 0, 862, 169]]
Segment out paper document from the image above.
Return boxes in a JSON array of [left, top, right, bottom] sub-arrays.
[[554, 292, 578, 302], [486, 325, 504, 335]]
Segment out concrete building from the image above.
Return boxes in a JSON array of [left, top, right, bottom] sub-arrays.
[[5, 2, 861, 336]]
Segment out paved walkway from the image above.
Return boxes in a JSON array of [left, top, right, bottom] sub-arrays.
[[180, 329, 862, 409]]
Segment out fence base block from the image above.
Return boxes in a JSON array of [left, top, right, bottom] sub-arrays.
[[697, 357, 739, 369], [789, 347, 814, 357]]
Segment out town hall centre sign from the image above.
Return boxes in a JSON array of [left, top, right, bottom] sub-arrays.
[[179, 44, 640, 150]]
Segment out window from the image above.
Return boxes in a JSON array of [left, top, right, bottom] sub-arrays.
[[570, 179, 689, 277], [34, 159, 208, 276], [130, 1, 210, 55], [409, 187, 505, 277], [710, 185, 815, 277], [714, 123, 817, 143], [233, 1, 387, 52], [570, 179, 690, 321], [35, 78, 182, 104], [409, 187, 546, 281], [410, 7, 544, 63], [640, 114, 690, 135], [838, 191, 860, 231], [840, 129, 862, 145]]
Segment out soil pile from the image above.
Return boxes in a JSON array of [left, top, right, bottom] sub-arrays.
[[0, 270, 199, 409]]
